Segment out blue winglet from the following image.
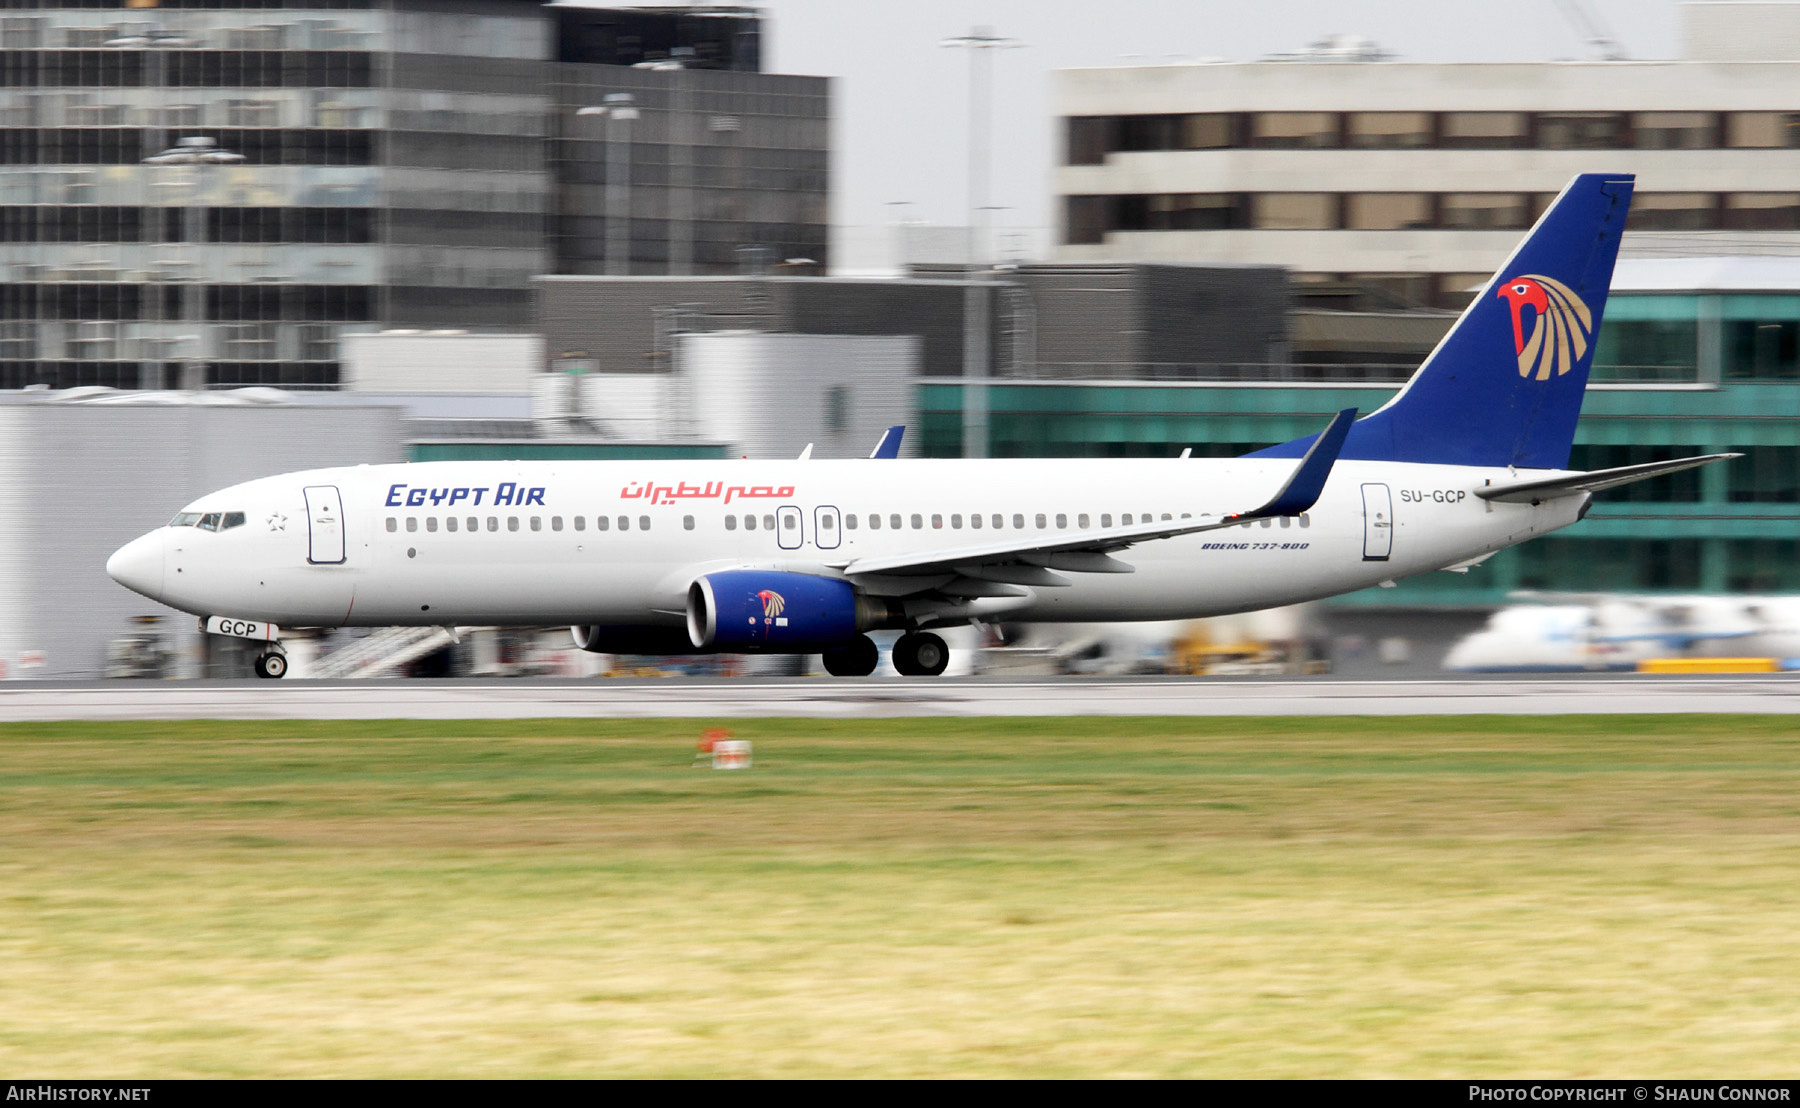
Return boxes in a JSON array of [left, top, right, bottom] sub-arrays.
[[1242, 408, 1356, 518], [869, 425, 905, 459]]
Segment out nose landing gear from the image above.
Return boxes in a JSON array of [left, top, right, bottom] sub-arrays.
[[891, 631, 949, 677], [252, 651, 288, 679]]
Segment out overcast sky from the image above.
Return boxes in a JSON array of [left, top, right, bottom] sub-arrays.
[[747, 0, 1681, 237]]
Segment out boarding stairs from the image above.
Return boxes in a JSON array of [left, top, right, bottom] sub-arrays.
[[311, 626, 476, 679]]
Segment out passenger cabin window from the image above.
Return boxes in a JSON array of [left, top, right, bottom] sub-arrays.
[[487, 516, 498, 531], [1102, 514, 1112, 527], [932, 514, 943, 529], [970, 513, 982, 529], [868, 514, 880, 530], [1122, 514, 1133, 525], [1078, 514, 1090, 528], [552, 516, 563, 532], [1035, 513, 1047, 529], [726, 515, 738, 531], [821, 515, 834, 532], [530, 517, 541, 531], [760, 515, 772, 531], [1056, 514, 1067, 528], [1012, 514, 1024, 529], [446, 517, 458, 532], [684, 515, 695, 531], [640, 516, 652, 531], [507, 517, 519, 532], [426, 517, 438, 532], [890, 514, 902, 530], [385, 517, 397, 533], [992, 514, 1003, 529], [467, 516, 477, 531], [407, 517, 419, 532], [743, 514, 756, 531], [574, 516, 586, 531], [618, 516, 630, 531], [911, 514, 924, 530], [595, 516, 609, 531]]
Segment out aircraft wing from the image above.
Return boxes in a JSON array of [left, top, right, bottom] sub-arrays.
[[836, 409, 1356, 582], [1476, 453, 1740, 503]]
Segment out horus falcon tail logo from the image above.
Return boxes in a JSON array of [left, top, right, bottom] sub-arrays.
[[756, 589, 785, 619], [1496, 275, 1593, 381]]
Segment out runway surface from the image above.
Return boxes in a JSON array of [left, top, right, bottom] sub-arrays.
[[3, 674, 1797, 720]]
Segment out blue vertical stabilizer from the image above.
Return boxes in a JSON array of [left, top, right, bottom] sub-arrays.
[[1250, 173, 1635, 470]]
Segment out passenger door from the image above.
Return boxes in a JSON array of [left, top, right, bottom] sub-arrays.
[[1361, 483, 1393, 562], [814, 505, 841, 550], [303, 485, 346, 565], [776, 505, 804, 551]]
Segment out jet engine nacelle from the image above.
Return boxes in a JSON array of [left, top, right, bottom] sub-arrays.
[[687, 570, 901, 652]]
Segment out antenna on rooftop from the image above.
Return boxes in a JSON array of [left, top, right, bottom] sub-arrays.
[[1554, 0, 1628, 61]]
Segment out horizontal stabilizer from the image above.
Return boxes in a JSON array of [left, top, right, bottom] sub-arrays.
[[1476, 453, 1740, 503]]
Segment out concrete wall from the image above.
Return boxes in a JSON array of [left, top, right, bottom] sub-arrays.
[[0, 398, 404, 679], [680, 332, 918, 459], [341, 332, 543, 394]]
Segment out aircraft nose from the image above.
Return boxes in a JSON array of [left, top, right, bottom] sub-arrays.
[[106, 530, 165, 602]]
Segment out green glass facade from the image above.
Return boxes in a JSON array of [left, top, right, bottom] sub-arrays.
[[918, 293, 1800, 608]]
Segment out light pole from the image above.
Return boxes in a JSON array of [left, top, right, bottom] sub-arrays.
[[142, 136, 243, 391], [579, 93, 640, 277], [942, 26, 1021, 460]]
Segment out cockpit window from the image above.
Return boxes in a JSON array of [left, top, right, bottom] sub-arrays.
[[169, 512, 202, 527], [221, 512, 246, 531], [197, 513, 222, 532]]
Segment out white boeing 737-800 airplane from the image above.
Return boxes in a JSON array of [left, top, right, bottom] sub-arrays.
[[106, 173, 1736, 678]]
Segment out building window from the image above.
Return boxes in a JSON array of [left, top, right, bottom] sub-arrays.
[[1252, 193, 1337, 230], [1726, 112, 1800, 148], [1633, 111, 1716, 149], [1537, 112, 1626, 149], [1438, 112, 1530, 149], [1249, 112, 1338, 149], [1346, 111, 1431, 148], [1066, 116, 1110, 165], [1439, 193, 1531, 230], [1724, 193, 1800, 231], [1345, 193, 1432, 231], [1569, 445, 1706, 502], [1180, 113, 1239, 149], [1627, 193, 1718, 231], [1725, 318, 1800, 381], [1726, 539, 1800, 591]]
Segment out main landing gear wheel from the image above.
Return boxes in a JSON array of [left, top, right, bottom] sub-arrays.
[[892, 631, 949, 677], [253, 651, 288, 679], [822, 634, 880, 677]]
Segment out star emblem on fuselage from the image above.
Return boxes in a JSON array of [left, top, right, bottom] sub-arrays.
[[267, 513, 287, 531]]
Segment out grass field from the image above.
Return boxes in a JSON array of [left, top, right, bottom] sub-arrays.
[[0, 715, 1797, 1077]]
